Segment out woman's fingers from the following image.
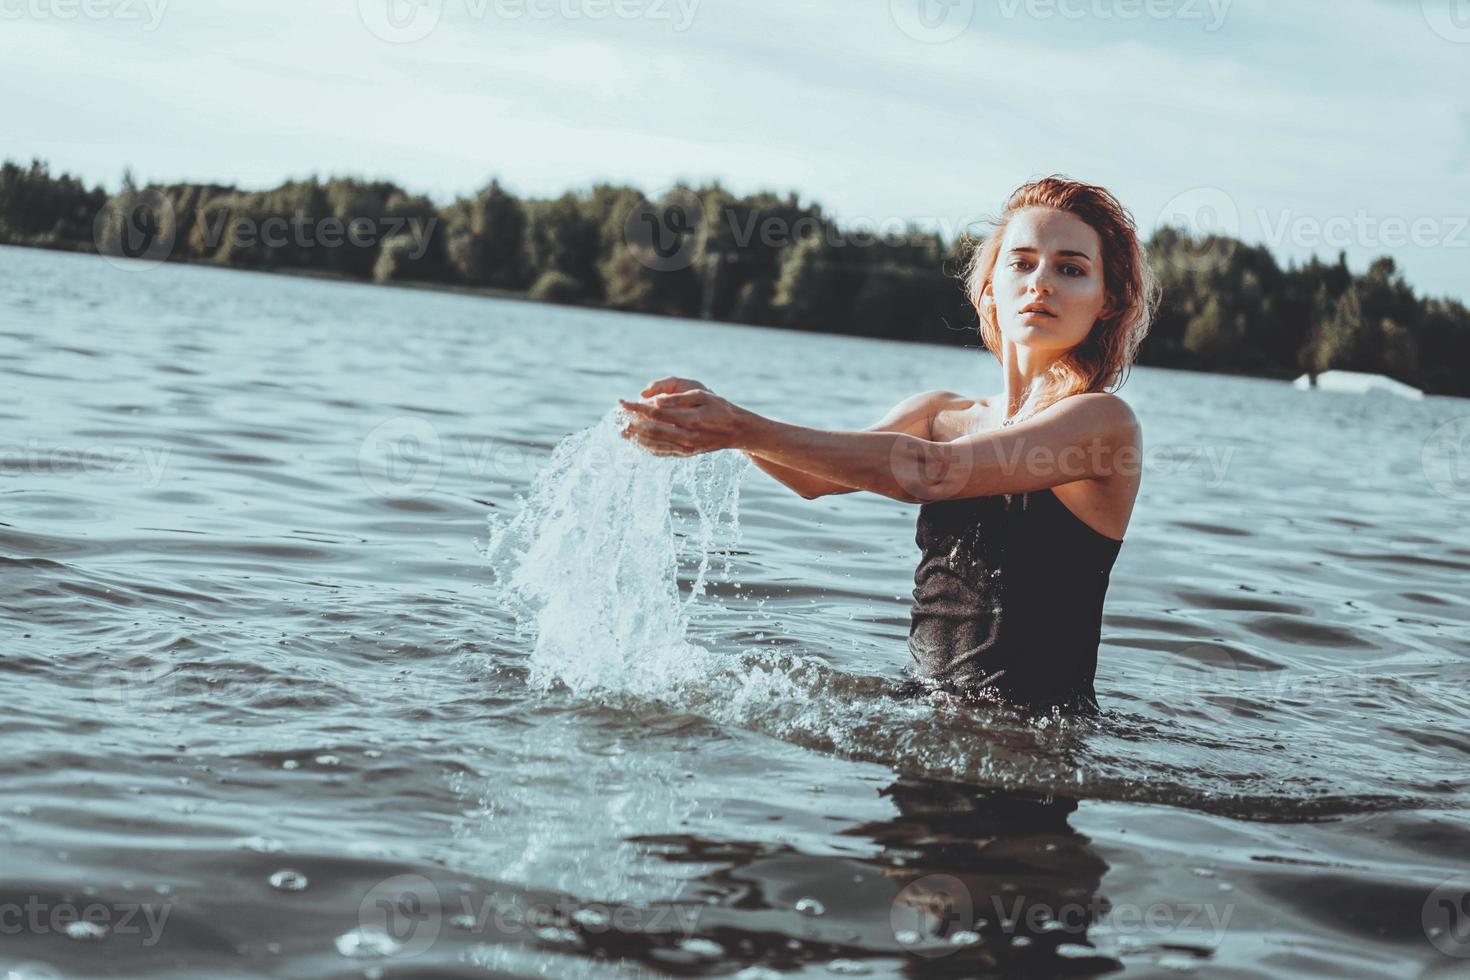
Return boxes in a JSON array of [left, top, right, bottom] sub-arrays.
[[619, 412, 697, 449], [633, 418, 694, 445], [651, 390, 708, 407], [641, 439, 691, 457], [623, 428, 692, 456], [618, 398, 703, 425], [640, 377, 706, 397]]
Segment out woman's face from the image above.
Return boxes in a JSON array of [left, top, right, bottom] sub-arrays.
[[983, 207, 1109, 355]]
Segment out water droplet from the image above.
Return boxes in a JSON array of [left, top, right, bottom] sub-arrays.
[[281, 760, 299, 770], [66, 921, 108, 941], [794, 897, 825, 916], [1158, 952, 1198, 972], [335, 928, 402, 959], [950, 930, 982, 946], [533, 925, 582, 948], [269, 869, 308, 892], [315, 754, 341, 767], [678, 937, 724, 957], [571, 907, 608, 928]]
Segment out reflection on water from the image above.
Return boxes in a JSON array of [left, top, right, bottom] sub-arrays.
[[631, 778, 1122, 976], [3, 245, 1469, 977]]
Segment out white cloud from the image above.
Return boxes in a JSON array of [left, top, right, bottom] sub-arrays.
[[1, 0, 1463, 299]]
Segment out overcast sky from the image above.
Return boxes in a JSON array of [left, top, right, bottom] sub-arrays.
[[3, 0, 1466, 301]]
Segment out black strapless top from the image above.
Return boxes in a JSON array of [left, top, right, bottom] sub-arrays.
[[907, 487, 1123, 711]]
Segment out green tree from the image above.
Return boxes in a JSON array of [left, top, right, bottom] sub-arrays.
[[444, 179, 527, 289]]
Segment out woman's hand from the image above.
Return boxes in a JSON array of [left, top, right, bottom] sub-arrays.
[[617, 384, 752, 457], [640, 376, 712, 398]]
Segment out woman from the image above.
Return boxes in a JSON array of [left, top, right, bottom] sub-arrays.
[[618, 176, 1158, 712]]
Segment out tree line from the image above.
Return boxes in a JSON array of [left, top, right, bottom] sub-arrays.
[[2, 157, 1466, 397]]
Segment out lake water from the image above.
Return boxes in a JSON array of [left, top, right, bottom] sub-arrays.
[[3, 243, 1469, 978]]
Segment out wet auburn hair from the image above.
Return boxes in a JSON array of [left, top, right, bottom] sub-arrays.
[[960, 175, 1158, 419]]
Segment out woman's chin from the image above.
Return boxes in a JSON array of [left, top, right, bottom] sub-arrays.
[[1002, 324, 1050, 344]]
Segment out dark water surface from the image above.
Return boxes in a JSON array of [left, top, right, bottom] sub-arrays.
[[3, 244, 1469, 978]]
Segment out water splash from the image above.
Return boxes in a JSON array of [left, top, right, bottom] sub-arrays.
[[478, 418, 1081, 790], [476, 412, 1442, 822], [481, 410, 750, 699]]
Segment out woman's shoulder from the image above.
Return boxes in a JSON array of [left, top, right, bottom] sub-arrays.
[[1052, 390, 1141, 435], [931, 390, 1139, 443], [929, 392, 994, 442]]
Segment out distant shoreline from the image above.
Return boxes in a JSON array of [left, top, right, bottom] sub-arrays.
[[10, 238, 1433, 399], [1, 236, 1452, 399], [4, 157, 1467, 398]]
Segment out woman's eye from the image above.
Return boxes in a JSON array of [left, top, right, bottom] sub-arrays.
[[1010, 258, 1085, 275]]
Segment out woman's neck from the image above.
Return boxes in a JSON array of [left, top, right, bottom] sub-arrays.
[[1000, 342, 1064, 421]]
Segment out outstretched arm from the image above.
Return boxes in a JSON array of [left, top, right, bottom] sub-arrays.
[[742, 452, 853, 500], [620, 389, 1139, 504], [628, 380, 956, 501], [743, 389, 959, 499]]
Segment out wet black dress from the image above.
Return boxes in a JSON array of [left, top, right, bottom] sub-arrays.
[[906, 487, 1123, 711]]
